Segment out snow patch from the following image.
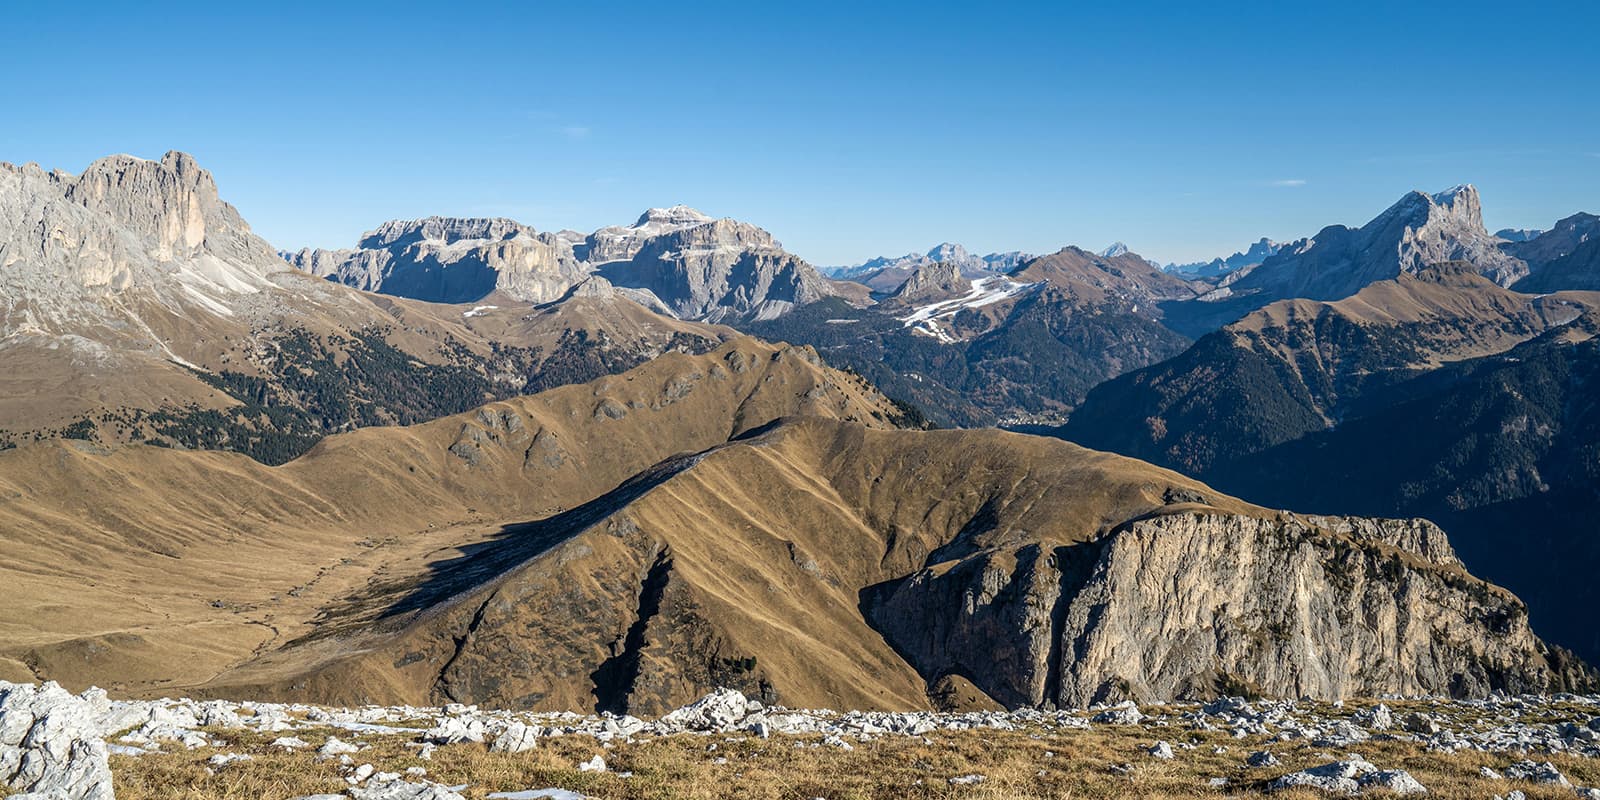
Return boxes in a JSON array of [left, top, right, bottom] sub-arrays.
[[897, 276, 1040, 343]]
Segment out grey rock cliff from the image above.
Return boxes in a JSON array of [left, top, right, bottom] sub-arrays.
[[0, 150, 288, 334], [888, 261, 966, 303], [869, 511, 1583, 709], [286, 204, 835, 321], [599, 217, 838, 321], [285, 216, 589, 304], [1218, 185, 1528, 304]]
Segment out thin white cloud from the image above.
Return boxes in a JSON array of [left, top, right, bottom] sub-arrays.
[[562, 126, 591, 140], [1269, 179, 1307, 187]]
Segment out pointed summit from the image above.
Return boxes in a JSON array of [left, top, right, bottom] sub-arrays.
[[1100, 242, 1131, 258], [1207, 184, 1526, 315]]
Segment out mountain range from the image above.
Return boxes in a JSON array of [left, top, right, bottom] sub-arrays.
[[0, 153, 726, 463], [3, 148, 1600, 717], [1164, 237, 1282, 278], [822, 243, 1031, 294]]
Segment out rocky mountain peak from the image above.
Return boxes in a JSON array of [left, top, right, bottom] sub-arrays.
[[927, 242, 971, 262], [1100, 241, 1131, 258], [0, 150, 285, 334], [634, 204, 713, 229], [60, 149, 270, 266], [890, 260, 966, 303], [359, 217, 537, 250]]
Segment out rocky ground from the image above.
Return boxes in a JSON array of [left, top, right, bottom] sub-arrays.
[[6, 682, 1600, 799]]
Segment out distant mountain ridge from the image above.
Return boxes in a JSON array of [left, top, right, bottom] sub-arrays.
[[1165, 237, 1281, 278], [0, 151, 726, 460], [823, 243, 1031, 293], [288, 205, 840, 322]]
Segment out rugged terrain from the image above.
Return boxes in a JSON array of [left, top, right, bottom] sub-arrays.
[[291, 205, 845, 324], [823, 242, 1030, 293], [1058, 266, 1600, 668], [0, 337, 906, 697], [1164, 185, 1535, 335], [1063, 266, 1596, 475], [0, 152, 727, 462], [9, 681, 1600, 800], [745, 245, 1199, 425], [2, 331, 1588, 717]]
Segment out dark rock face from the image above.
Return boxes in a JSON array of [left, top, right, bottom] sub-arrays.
[[1509, 213, 1600, 292]]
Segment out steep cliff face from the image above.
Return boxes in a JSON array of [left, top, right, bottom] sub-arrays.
[[1170, 186, 1533, 335], [583, 205, 714, 264], [599, 218, 838, 322], [285, 216, 589, 304], [869, 510, 1587, 709], [0, 151, 727, 463], [886, 261, 966, 303], [1508, 212, 1600, 292], [289, 205, 839, 322], [0, 151, 284, 333]]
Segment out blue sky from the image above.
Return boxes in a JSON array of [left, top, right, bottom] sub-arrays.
[[4, 1, 1596, 265]]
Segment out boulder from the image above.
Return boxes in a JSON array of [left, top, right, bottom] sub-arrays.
[[0, 682, 115, 800], [489, 722, 539, 754], [657, 688, 750, 732]]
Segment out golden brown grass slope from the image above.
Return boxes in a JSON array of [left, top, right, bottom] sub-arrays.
[[198, 418, 1245, 715], [0, 338, 898, 695]]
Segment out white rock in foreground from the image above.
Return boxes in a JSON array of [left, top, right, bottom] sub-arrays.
[[656, 688, 751, 732], [0, 681, 115, 800]]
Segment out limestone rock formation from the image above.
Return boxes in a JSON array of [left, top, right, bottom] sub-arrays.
[[598, 217, 838, 322], [583, 205, 714, 264], [0, 151, 725, 453], [0, 150, 284, 335], [1508, 212, 1600, 292], [0, 681, 114, 800], [287, 204, 838, 322], [1187, 186, 1529, 329], [285, 217, 590, 304], [887, 261, 966, 304]]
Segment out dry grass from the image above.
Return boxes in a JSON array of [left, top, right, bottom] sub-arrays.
[[110, 702, 1600, 800]]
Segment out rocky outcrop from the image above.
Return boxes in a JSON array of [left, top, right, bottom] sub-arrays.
[[583, 205, 714, 264], [285, 204, 835, 321], [0, 151, 285, 333], [1508, 212, 1600, 292], [1212, 185, 1528, 309], [285, 216, 589, 304], [599, 218, 838, 322], [869, 510, 1586, 709], [887, 261, 966, 303], [0, 682, 114, 800]]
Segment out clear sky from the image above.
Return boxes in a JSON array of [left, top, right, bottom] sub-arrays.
[[5, 1, 1597, 266]]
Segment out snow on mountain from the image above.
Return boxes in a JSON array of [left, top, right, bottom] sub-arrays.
[[583, 205, 716, 264], [897, 275, 1041, 342]]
